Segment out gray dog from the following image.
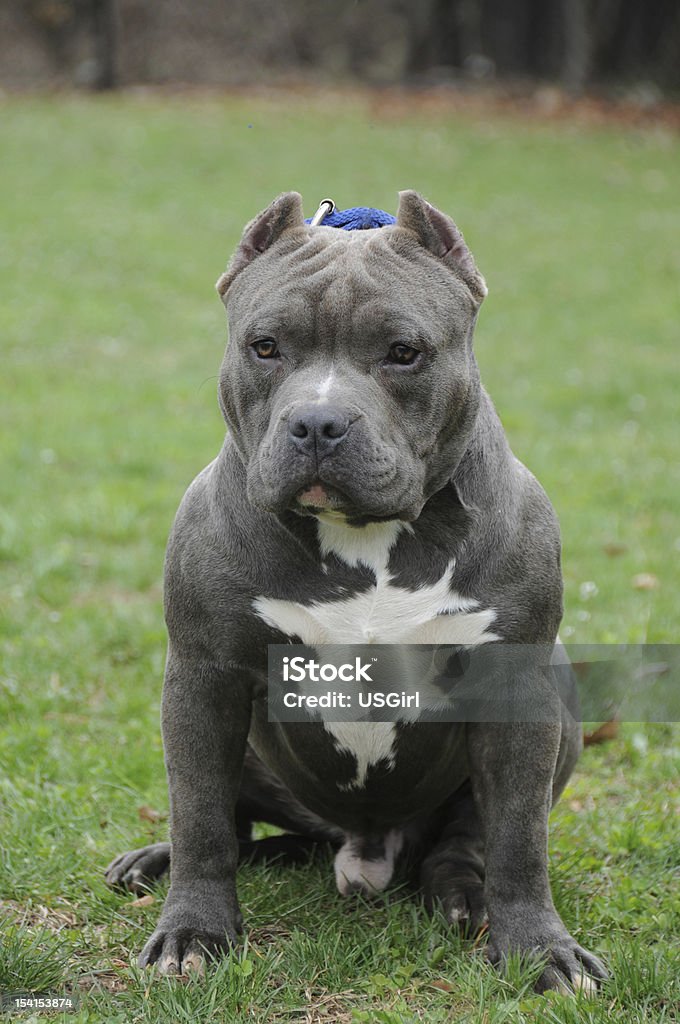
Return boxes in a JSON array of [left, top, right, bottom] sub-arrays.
[[106, 191, 607, 994]]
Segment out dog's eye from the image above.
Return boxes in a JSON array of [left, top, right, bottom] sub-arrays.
[[386, 343, 420, 366], [252, 338, 280, 359]]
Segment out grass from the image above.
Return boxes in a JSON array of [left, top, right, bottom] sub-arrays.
[[0, 90, 679, 1022]]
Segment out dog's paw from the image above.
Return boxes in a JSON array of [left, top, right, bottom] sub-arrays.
[[138, 883, 243, 976], [105, 843, 171, 894], [419, 856, 489, 937], [534, 939, 607, 996], [486, 910, 608, 995], [139, 925, 234, 976], [423, 867, 487, 935]]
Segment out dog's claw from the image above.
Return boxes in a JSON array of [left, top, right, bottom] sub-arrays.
[[573, 971, 599, 996]]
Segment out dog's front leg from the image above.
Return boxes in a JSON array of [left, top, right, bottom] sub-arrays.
[[466, 671, 607, 994], [138, 651, 251, 975]]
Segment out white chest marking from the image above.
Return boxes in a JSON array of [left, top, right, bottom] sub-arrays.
[[253, 519, 498, 788]]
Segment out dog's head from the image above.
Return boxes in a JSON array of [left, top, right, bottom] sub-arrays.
[[216, 191, 486, 523]]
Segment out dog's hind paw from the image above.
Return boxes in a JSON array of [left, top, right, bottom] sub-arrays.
[[421, 852, 487, 935]]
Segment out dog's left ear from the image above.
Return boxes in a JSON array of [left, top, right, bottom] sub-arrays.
[[396, 190, 487, 304], [216, 191, 305, 298]]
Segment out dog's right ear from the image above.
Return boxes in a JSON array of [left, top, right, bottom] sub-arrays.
[[216, 192, 305, 298]]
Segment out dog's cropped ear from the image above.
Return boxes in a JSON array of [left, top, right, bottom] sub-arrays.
[[216, 191, 305, 298], [396, 190, 487, 304]]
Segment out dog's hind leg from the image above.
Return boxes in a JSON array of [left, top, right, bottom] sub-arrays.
[[236, 746, 342, 863], [420, 781, 487, 933]]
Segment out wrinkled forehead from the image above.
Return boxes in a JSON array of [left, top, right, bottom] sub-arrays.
[[225, 226, 474, 341]]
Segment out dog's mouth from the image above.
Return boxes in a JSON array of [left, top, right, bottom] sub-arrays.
[[294, 482, 349, 514]]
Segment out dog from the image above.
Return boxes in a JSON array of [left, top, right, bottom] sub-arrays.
[[106, 191, 607, 993]]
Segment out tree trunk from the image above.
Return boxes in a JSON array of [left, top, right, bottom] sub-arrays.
[[562, 0, 591, 92], [89, 0, 117, 89]]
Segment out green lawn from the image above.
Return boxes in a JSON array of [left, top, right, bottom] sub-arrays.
[[0, 91, 678, 1023]]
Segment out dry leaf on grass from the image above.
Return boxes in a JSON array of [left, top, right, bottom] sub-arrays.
[[138, 804, 166, 823], [128, 894, 155, 908], [429, 979, 455, 993], [584, 720, 620, 746], [632, 573, 659, 590], [603, 542, 628, 557]]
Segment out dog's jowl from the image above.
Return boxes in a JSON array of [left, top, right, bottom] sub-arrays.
[[105, 191, 607, 993]]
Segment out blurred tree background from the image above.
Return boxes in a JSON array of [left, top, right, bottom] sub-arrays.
[[2, 0, 679, 95]]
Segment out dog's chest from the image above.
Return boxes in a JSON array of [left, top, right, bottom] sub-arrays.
[[254, 518, 497, 646], [252, 518, 498, 789]]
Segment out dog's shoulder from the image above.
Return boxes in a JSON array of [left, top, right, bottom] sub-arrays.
[[163, 445, 263, 652], [453, 390, 563, 641]]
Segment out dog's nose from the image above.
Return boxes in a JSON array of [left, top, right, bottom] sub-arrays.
[[288, 404, 351, 458]]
